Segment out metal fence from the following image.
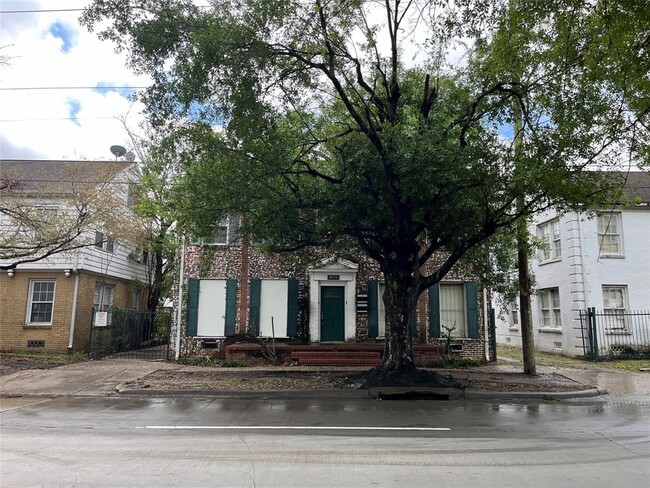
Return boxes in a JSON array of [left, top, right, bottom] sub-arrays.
[[579, 308, 650, 361], [88, 308, 171, 360]]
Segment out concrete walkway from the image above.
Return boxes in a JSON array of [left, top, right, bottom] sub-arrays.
[[0, 358, 179, 398]]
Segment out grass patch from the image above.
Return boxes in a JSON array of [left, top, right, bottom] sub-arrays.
[[0, 350, 87, 364], [179, 355, 248, 368], [600, 359, 650, 372], [417, 357, 482, 369], [497, 345, 650, 371]]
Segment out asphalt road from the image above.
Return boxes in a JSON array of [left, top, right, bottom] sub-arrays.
[[1, 396, 649, 487]]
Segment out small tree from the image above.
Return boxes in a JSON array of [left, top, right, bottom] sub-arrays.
[[120, 118, 179, 316]]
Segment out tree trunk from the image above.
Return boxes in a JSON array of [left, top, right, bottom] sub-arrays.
[[380, 250, 420, 374], [517, 233, 537, 375]]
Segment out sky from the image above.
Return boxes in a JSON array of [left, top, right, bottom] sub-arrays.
[[0, 0, 151, 161]]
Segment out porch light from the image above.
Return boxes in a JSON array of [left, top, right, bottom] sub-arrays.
[[64, 269, 71, 277], [7, 269, 14, 277]]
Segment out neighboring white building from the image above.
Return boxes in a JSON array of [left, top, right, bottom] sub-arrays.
[[495, 172, 650, 356], [0, 160, 149, 353]]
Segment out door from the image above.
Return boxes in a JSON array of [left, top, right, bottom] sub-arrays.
[[321, 286, 345, 341]]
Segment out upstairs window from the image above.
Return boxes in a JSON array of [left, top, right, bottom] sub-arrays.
[[597, 213, 623, 256], [190, 218, 233, 246], [537, 218, 561, 262], [94, 231, 114, 253]]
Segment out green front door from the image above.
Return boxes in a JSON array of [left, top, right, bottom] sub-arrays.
[[321, 286, 345, 341]]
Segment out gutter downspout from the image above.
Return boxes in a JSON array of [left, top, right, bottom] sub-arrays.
[[67, 255, 80, 350], [175, 234, 186, 361], [483, 288, 489, 361]]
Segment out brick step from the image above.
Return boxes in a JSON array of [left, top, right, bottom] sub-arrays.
[[297, 357, 382, 366], [291, 351, 381, 359]]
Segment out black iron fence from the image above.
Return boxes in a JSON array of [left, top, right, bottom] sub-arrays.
[[88, 308, 171, 360], [579, 308, 650, 361]]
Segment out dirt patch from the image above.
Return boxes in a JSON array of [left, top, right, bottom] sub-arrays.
[[0, 354, 86, 376], [122, 368, 592, 393]]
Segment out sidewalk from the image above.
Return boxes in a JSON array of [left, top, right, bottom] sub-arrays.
[[5, 357, 644, 402]]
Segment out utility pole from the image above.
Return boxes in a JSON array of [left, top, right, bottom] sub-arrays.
[[514, 103, 536, 376]]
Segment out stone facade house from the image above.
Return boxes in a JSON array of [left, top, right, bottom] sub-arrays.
[[171, 221, 487, 364], [0, 160, 149, 353]]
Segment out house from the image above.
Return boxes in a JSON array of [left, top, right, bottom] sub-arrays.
[[171, 222, 487, 365], [0, 160, 149, 353], [494, 171, 650, 357]]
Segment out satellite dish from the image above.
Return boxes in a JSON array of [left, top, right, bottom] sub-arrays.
[[125, 151, 136, 162], [110, 145, 127, 159]]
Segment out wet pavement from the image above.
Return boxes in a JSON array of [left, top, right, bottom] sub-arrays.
[[1, 395, 649, 487]]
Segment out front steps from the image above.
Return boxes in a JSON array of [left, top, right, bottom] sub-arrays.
[[225, 343, 443, 366]]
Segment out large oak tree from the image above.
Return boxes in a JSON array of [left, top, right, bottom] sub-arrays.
[[82, 0, 648, 373]]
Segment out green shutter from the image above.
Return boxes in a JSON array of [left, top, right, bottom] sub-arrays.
[[428, 283, 440, 338], [186, 278, 199, 337], [367, 280, 379, 338], [465, 281, 479, 339], [287, 279, 299, 336], [249, 279, 261, 336], [225, 279, 237, 336]]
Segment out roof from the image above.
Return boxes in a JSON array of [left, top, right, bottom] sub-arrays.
[[619, 171, 650, 204], [0, 160, 133, 196]]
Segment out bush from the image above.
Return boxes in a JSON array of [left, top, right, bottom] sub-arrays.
[[179, 355, 248, 367]]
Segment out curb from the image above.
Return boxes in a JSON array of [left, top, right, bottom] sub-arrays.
[[116, 388, 370, 399], [115, 386, 603, 400]]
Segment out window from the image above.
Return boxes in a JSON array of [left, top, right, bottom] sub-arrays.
[[94, 231, 114, 253], [132, 248, 149, 264], [508, 302, 519, 330], [597, 213, 622, 256], [537, 219, 561, 261], [539, 288, 562, 329], [190, 217, 239, 246], [602, 286, 628, 330], [94, 283, 115, 325], [27, 280, 56, 324], [132, 289, 142, 311], [191, 223, 228, 245], [440, 284, 467, 337]]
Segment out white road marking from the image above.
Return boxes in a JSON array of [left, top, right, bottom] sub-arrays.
[[139, 426, 450, 431]]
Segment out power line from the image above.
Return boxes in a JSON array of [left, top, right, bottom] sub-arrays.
[[0, 5, 210, 14], [0, 86, 147, 91], [0, 115, 146, 123], [0, 9, 86, 14]]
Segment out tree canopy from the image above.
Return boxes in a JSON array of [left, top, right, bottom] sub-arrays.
[[82, 0, 649, 372]]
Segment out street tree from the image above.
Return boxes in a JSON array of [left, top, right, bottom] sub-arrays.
[[82, 0, 648, 375]]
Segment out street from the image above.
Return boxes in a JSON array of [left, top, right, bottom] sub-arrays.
[[1, 396, 649, 487]]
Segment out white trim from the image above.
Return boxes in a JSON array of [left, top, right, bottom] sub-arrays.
[[26, 279, 56, 325], [175, 235, 186, 361], [308, 259, 358, 342]]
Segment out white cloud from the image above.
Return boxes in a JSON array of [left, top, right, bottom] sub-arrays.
[[0, 0, 150, 160]]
